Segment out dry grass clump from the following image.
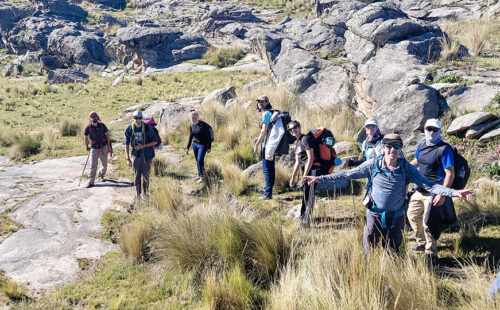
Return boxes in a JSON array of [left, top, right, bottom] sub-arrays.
[[1, 279, 28, 301], [201, 100, 229, 131], [60, 119, 82, 137], [11, 133, 41, 158], [151, 210, 292, 287], [203, 47, 246, 68], [120, 222, 152, 262], [0, 134, 12, 147], [152, 156, 169, 177], [165, 117, 191, 147], [149, 177, 185, 214], [439, 33, 464, 61], [43, 130, 58, 153], [202, 266, 262, 310], [221, 162, 251, 195], [268, 229, 497, 310], [229, 143, 258, 169], [274, 164, 293, 193]]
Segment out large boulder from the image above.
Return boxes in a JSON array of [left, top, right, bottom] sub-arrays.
[[201, 86, 236, 105], [2, 63, 22, 77], [37, 0, 87, 22], [0, 5, 35, 33], [465, 119, 500, 140], [47, 69, 89, 84], [113, 27, 209, 67], [446, 112, 498, 135], [478, 127, 500, 143], [282, 18, 345, 53], [158, 102, 195, 133], [446, 83, 500, 113], [47, 26, 108, 70], [94, 0, 127, 10]]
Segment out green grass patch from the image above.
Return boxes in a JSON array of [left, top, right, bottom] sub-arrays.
[[202, 47, 247, 68]]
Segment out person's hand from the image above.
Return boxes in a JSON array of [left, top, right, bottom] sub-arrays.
[[86, 146, 90, 152], [109, 151, 113, 158], [135, 144, 144, 150], [432, 194, 445, 206], [185, 148, 189, 155], [253, 144, 259, 153], [207, 149, 211, 153], [126, 158, 132, 167], [454, 189, 474, 201], [302, 176, 319, 185], [289, 178, 296, 188]]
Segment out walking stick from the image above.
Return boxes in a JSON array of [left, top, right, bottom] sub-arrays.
[[78, 150, 91, 187]]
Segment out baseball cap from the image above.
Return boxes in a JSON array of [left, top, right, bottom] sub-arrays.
[[382, 133, 403, 145], [132, 110, 143, 118], [424, 118, 441, 129], [256, 95, 269, 102], [364, 118, 378, 127]]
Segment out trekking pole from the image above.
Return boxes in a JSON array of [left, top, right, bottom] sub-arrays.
[[78, 150, 91, 187]]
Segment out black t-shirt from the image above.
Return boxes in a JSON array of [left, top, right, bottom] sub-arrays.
[[295, 134, 315, 168], [186, 121, 214, 149], [84, 123, 108, 149]]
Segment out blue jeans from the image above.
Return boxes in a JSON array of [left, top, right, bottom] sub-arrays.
[[262, 150, 275, 198], [193, 143, 207, 177]]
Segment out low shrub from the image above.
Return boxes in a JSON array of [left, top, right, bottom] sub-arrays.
[[11, 134, 41, 158], [120, 222, 152, 262], [435, 74, 463, 84], [203, 47, 246, 68], [60, 119, 82, 137]]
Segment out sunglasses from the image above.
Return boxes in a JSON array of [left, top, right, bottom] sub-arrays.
[[384, 143, 402, 150], [287, 126, 298, 132], [134, 117, 142, 120], [425, 126, 439, 132], [365, 124, 377, 128]]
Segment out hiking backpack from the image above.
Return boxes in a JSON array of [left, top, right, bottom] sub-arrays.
[[267, 110, 295, 156], [88, 123, 107, 147], [417, 142, 470, 190], [307, 127, 340, 174]]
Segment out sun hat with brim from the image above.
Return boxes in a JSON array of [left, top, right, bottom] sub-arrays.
[[132, 110, 143, 118], [424, 118, 441, 129], [364, 118, 378, 127], [382, 133, 403, 145]]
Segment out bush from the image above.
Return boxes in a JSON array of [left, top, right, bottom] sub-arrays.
[[436, 74, 463, 84], [60, 119, 82, 137], [11, 134, 41, 158], [202, 267, 262, 310], [120, 222, 152, 262], [203, 47, 246, 68]]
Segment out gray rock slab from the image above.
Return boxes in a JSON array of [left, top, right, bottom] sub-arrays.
[[0, 156, 134, 290], [465, 119, 500, 139], [334, 141, 354, 155], [447, 83, 500, 113], [201, 86, 236, 105], [447, 112, 497, 134], [478, 127, 500, 143]]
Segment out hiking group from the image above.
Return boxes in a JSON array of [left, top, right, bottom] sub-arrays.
[[84, 95, 475, 259]]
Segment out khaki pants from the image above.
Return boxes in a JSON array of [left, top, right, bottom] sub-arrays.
[[407, 191, 437, 255], [89, 145, 108, 184]]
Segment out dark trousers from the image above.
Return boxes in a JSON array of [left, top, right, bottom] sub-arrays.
[[193, 143, 207, 177], [133, 156, 152, 196], [363, 211, 405, 253], [301, 168, 320, 227], [262, 150, 275, 198]]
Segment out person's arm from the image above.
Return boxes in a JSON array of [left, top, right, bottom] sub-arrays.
[[303, 149, 315, 177], [289, 153, 301, 187], [304, 159, 373, 185], [407, 163, 456, 197], [253, 123, 269, 153], [84, 135, 90, 151], [124, 128, 132, 167], [186, 125, 193, 154], [433, 147, 455, 206], [207, 123, 213, 153], [410, 158, 418, 167], [138, 125, 157, 149]]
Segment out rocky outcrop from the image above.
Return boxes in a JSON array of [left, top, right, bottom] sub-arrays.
[[110, 26, 209, 67], [201, 86, 236, 105], [447, 112, 497, 135], [0, 5, 34, 33], [446, 84, 500, 113], [36, 0, 88, 22], [47, 69, 89, 84], [93, 0, 127, 10], [158, 102, 196, 133]]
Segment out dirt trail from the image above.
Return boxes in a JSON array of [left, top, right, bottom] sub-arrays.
[[0, 156, 134, 291]]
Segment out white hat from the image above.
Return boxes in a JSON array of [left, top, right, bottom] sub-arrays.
[[364, 118, 378, 127], [132, 110, 143, 118], [424, 118, 441, 129]]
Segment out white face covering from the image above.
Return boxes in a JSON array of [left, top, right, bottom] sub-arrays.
[[425, 129, 442, 146]]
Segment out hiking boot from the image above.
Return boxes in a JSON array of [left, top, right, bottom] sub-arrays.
[[86, 182, 94, 188], [411, 243, 425, 252], [197, 177, 203, 184], [98, 176, 105, 182], [192, 175, 200, 181], [258, 194, 272, 200]]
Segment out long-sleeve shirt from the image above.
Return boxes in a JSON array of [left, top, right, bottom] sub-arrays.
[[318, 157, 456, 213], [186, 120, 214, 149]]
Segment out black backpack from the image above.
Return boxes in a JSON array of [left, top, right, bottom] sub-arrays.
[[440, 143, 470, 190], [307, 127, 338, 174]]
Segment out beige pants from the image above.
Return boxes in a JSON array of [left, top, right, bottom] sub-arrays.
[[89, 145, 108, 184], [407, 191, 437, 255]]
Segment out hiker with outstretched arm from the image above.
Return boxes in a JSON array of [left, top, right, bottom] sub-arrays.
[[407, 119, 456, 258], [288, 121, 320, 227], [252, 95, 275, 200], [303, 134, 474, 253], [185, 110, 214, 183], [84, 111, 112, 188], [124, 111, 157, 200]]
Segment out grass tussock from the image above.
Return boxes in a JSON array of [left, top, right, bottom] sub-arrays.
[[43, 130, 58, 153], [11, 133, 41, 159], [149, 177, 185, 214], [201, 100, 229, 131], [1, 280, 27, 301], [60, 119, 82, 137], [202, 266, 262, 310], [203, 47, 247, 68], [221, 162, 251, 196], [151, 210, 292, 287], [274, 165, 293, 193], [229, 143, 258, 169], [0, 134, 12, 147], [439, 34, 462, 61], [120, 222, 152, 262], [203, 160, 225, 190], [152, 156, 169, 177]]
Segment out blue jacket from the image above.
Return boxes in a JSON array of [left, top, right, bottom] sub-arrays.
[[124, 122, 157, 161]]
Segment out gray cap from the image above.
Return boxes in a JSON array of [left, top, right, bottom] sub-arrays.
[[132, 110, 143, 118]]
